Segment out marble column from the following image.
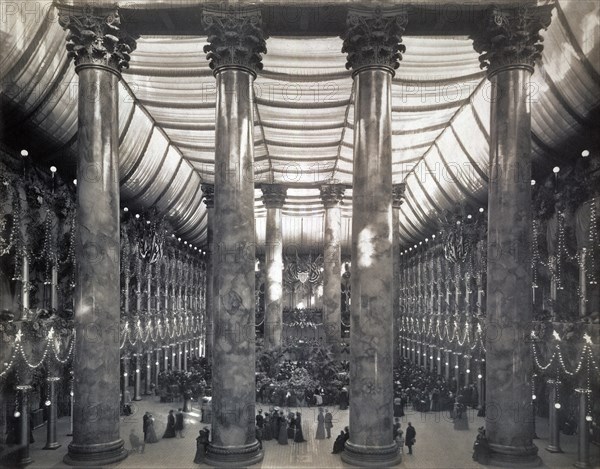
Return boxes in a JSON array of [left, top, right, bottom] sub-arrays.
[[444, 350, 451, 382], [163, 345, 169, 371], [201, 184, 215, 359], [183, 341, 188, 371], [341, 8, 406, 467], [202, 7, 265, 466], [144, 351, 152, 395], [545, 379, 562, 453], [574, 389, 591, 468], [16, 384, 33, 466], [59, 6, 136, 465], [392, 183, 405, 370], [261, 184, 287, 349], [320, 184, 345, 350], [121, 356, 130, 407], [471, 6, 552, 466], [44, 377, 61, 450], [437, 347, 442, 375], [133, 354, 142, 401], [155, 349, 160, 390], [177, 342, 182, 371]]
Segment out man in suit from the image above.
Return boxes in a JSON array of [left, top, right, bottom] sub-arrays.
[[405, 422, 416, 455], [256, 409, 264, 429], [143, 412, 150, 443], [175, 408, 185, 438], [324, 409, 333, 438]]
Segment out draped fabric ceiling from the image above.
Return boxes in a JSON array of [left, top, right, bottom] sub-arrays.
[[1, 0, 599, 252]]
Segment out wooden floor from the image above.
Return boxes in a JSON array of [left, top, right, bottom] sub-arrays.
[[21, 393, 600, 469]]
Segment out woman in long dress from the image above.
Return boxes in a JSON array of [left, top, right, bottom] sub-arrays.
[[287, 412, 296, 439], [294, 412, 306, 443], [163, 410, 176, 438], [315, 408, 326, 439], [277, 413, 288, 445], [146, 414, 159, 443], [263, 413, 272, 441]]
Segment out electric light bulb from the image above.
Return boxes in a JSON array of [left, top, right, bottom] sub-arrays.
[[586, 415, 592, 422], [466, 369, 470, 373], [14, 411, 21, 418], [124, 207, 129, 212], [531, 179, 536, 186], [553, 166, 560, 174], [479, 207, 484, 213], [50, 166, 57, 173], [20, 149, 28, 157], [45, 400, 51, 406], [478, 374, 482, 379], [555, 403, 561, 409], [532, 394, 536, 400], [581, 150, 589, 157], [73, 179, 77, 185]]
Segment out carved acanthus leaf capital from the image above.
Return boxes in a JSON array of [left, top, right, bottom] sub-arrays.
[[58, 5, 137, 73], [261, 184, 287, 208], [470, 5, 553, 76], [202, 7, 267, 76], [342, 7, 408, 75], [320, 184, 345, 208], [201, 184, 215, 209], [392, 183, 406, 208]]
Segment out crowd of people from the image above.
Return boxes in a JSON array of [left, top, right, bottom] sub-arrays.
[[393, 358, 479, 418]]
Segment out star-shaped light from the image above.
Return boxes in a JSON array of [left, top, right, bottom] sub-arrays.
[[552, 330, 561, 341], [48, 327, 55, 339], [583, 333, 592, 345], [530, 330, 537, 339], [15, 329, 22, 342]]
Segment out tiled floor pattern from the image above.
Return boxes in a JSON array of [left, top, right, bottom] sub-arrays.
[[19, 394, 600, 469]]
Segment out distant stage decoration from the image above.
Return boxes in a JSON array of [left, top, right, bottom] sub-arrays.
[[283, 308, 323, 329], [283, 254, 323, 288]]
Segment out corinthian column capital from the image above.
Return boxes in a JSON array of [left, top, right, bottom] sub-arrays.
[[201, 184, 215, 209], [342, 7, 408, 76], [470, 5, 553, 77], [261, 184, 287, 208], [58, 5, 137, 74], [202, 7, 267, 77], [320, 184, 345, 208], [392, 183, 406, 209]]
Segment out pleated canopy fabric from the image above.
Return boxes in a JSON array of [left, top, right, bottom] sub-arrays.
[[1, 0, 598, 251]]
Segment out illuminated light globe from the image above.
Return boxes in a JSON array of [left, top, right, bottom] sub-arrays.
[[466, 369, 471, 373], [478, 374, 483, 379], [582, 149, 590, 157], [531, 179, 536, 186], [532, 394, 536, 400], [124, 372, 128, 377], [70, 391, 74, 397], [14, 411, 21, 418], [553, 166, 560, 173], [21, 149, 29, 157], [555, 403, 561, 409], [45, 400, 51, 406], [586, 415, 592, 422]]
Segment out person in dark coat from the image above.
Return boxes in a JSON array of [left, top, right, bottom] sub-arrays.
[[338, 387, 349, 410], [143, 412, 150, 442], [256, 410, 264, 429], [163, 410, 176, 438], [294, 411, 305, 442], [405, 422, 416, 455], [273, 407, 280, 437], [472, 426, 490, 464], [263, 413, 272, 441], [175, 408, 185, 438], [194, 428, 210, 464], [324, 409, 333, 438], [287, 412, 296, 439], [332, 430, 345, 454], [277, 412, 288, 445], [315, 407, 326, 439]]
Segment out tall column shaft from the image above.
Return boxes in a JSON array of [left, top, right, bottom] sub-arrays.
[[17, 385, 33, 466], [44, 378, 61, 450], [472, 7, 552, 464], [261, 185, 285, 349], [67, 63, 126, 466], [202, 9, 266, 463], [344, 58, 400, 466], [575, 389, 591, 468]]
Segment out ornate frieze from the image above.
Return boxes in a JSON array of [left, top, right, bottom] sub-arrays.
[[202, 7, 267, 75], [341, 7, 408, 75], [319, 184, 345, 208], [260, 184, 287, 208], [470, 5, 553, 76], [58, 6, 137, 73], [201, 184, 214, 209], [392, 183, 406, 209]]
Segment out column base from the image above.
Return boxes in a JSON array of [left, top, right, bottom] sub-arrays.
[[133, 397, 143, 401], [545, 444, 563, 453], [574, 461, 591, 469], [43, 442, 61, 450], [17, 456, 33, 466], [63, 439, 128, 466], [204, 441, 263, 467], [488, 443, 541, 467], [341, 441, 401, 468]]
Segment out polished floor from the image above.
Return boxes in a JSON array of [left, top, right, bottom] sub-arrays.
[[20, 392, 599, 468]]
